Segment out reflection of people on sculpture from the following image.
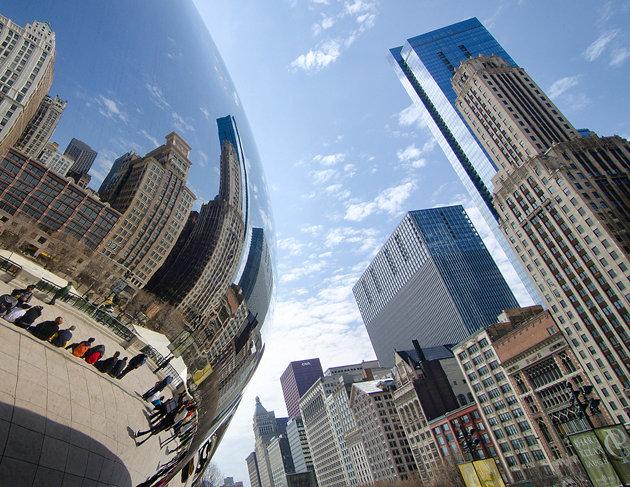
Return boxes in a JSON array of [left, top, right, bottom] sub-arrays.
[[111, 356, 127, 378], [142, 376, 173, 400], [14, 305, 43, 327], [84, 343, 105, 364], [155, 354, 174, 372], [0, 293, 18, 315], [11, 284, 36, 304], [66, 337, 94, 357], [96, 351, 120, 373], [118, 352, 147, 378], [48, 281, 72, 305], [31, 316, 63, 341], [49, 325, 76, 347], [135, 402, 196, 446], [3, 305, 27, 323]]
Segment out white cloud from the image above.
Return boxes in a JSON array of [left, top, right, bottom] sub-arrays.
[[140, 129, 159, 148], [172, 112, 194, 133], [610, 47, 630, 67], [312, 15, 336, 35], [311, 168, 337, 184], [280, 259, 327, 283], [313, 152, 345, 166], [277, 237, 306, 256], [397, 104, 426, 130], [547, 75, 580, 99], [300, 224, 323, 236], [290, 40, 341, 72], [97, 95, 128, 123], [583, 30, 619, 61], [200, 107, 210, 120], [396, 141, 434, 169], [324, 226, 379, 254], [343, 163, 357, 177], [145, 83, 171, 110], [344, 179, 416, 221]]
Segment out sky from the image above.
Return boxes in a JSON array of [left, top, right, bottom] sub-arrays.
[[198, 0, 630, 483]]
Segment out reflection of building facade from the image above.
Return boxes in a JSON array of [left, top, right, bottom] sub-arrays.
[[353, 205, 519, 367], [392, 342, 474, 480], [452, 54, 630, 425], [239, 227, 273, 323], [389, 17, 539, 304], [281, 359, 324, 419], [97, 150, 139, 201], [492, 308, 609, 465], [14, 94, 66, 158], [0, 149, 120, 250], [64, 137, 97, 183], [100, 132, 195, 289], [0, 16, 55, 158], [454, 308, 554, 482], [38, 141, 74, 177], [247, 451, 262, 487]]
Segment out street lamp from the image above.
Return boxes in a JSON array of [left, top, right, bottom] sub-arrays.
[[567, 381, 601, 430], [458, 426, 481, 461]]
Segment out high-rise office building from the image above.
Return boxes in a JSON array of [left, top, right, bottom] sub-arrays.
[[389, 18, 540, 304], [239, 227, 273, 323], [64, 137, 97, 180], [267, 435, 295, 487], [246, 451, 262, 487], [100, 132, 195, 289], [286, 417, 313, 474], [452, 54, 630, 424], [38, 141, 74, 177], [97, 150, 139, 201], [14, 94, 66, 158], [353, 205, 519, 367], [252, 397, 290, 487], [0, 16, 56, 158], [281, 359, 324, 419]]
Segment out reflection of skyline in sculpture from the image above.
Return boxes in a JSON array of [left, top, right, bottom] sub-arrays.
[[14, 94, 66, 159], [239, 227, 273, 325]]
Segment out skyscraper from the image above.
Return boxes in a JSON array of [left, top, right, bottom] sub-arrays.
[[97, 150, 139, 201], [239, 227, 273, 323], [38, 141, 74, 177], [64, 137, 97, 180], [0, 15, 56, 157], [280, 359, 324, 419], [353, 205, 519, 367], [246, 451, 262, 487], [286, 417, 313, 474], [389, 17, 540, 304], [453, 54, 630, 424], [14, 94, 66, 158]]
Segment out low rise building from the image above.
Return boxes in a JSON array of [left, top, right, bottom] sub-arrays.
[[38, 141, 74, 177]]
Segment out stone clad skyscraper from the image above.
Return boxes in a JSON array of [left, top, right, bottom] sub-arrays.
[[353, 205, 519, 367], [452, 54, 630, 423], [389, 17, 540, 304], [14, 94, 66, 158], [0, 15, 56, 157]]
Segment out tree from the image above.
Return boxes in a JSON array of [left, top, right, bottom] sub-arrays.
[[200, 462, 222, 487]]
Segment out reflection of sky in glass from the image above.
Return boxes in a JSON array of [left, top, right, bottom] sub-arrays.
[[3, 0, 273, 243]]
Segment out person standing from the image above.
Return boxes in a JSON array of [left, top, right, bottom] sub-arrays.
[[118, 353, 147, 378], [142, 376, 173, 400], [49, 282, 72, 305], [0, 294, 18, 315], [155, 355, 174, 372], [84, 344, 105, 364]]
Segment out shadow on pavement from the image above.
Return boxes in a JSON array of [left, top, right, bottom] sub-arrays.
[[0, 402, 133, 487]]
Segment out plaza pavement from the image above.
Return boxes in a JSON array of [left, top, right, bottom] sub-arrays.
[[0, 279, 179, 486]]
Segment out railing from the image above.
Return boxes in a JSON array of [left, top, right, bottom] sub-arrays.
[[0, 254, 22, 277], [140, 345, 183, 388]]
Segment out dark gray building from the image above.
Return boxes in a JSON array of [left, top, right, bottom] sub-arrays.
[[353, 205, 518, 367], [281, 359, 324, 419], [64, 137, 97, 180]]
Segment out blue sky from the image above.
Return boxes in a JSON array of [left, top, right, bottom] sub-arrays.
[[199, 0, 630, 483]]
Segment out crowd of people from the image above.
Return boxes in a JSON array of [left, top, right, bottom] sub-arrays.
[[0, 284, 148, 379]]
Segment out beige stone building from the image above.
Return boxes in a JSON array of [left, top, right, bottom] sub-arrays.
[[348, 379, 417, 484], [0, 16, 55, 157], [453, 55, 630, 424], [14, 94, 65, 158], [100, 132, 195, 289], [38, 141, 73, 177]]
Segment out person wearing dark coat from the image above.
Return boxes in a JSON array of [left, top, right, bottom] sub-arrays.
[[118, 353, 147, 378], [50, 326, 76, 347], [110, 356, 127, 378], [14, 306, 43, 328], [11, 285, 36, 304], [31, 317, 63, 341], [142, 376, 173, 400], [96, 351, 120, 373], [84, 344, 105, 364]]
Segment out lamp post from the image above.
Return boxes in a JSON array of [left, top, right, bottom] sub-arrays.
[[458, 426, 480, 461], [568, 382, 601, 431]]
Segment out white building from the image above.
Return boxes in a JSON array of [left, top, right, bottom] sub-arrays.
[[0, 15, 56, 157], [14, 94, 66, 158], [38, 141, 73, 177]]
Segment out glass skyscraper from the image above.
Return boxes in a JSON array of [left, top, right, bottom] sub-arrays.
[[389, 18, 541, 304], [353, 205, 519, 367]]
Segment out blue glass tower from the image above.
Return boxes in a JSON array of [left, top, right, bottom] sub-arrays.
[[389, 18, 541, 304], [353, 205, 519, 367]]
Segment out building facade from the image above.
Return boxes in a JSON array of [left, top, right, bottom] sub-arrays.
[[97, 150, 139, 201], [389, 17, 539, 304], [286, 417, 314, 474], [281, 359, 324, 419], [253, 397, 281, 487], [100, 132, 195, 289], [238, 227, 273, 323], [0, 15, 55, 158], [246, 451, 262, 487], [492, 308, 610, 465], [353, 205, 519, 367], [63, 137, 97, 182], [453, 54, 630, 423], [0, 148, 120, 250], [268, 435, 295, 487], [454, 308, 554, 482], [14, 94, 66, 158], [348, 379, 417, 483], [38, 141, 74, 177]]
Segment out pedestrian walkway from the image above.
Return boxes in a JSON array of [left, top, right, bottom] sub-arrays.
[[0, 280, 179, 486]]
